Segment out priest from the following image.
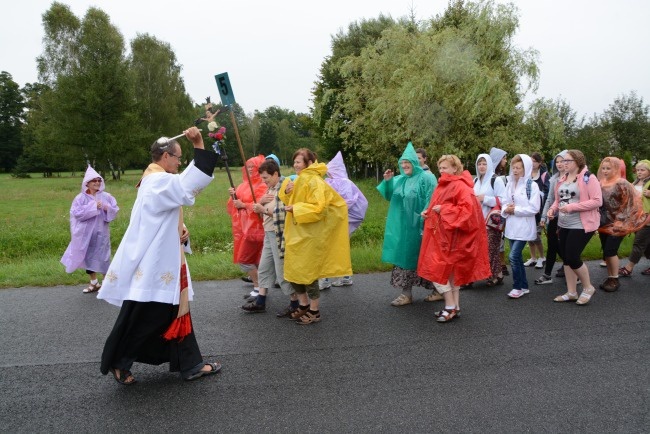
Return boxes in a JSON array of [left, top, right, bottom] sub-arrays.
[[98, 126, 221, 385]]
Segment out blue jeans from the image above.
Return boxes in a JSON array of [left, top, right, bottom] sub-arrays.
[[508, 239, 528, 290]]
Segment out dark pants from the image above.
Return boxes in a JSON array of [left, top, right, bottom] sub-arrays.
[[558, 228, 594, 269], [544, 218, 562, 275], [599, 233, 624, 258], [100, 301, 203, 376]]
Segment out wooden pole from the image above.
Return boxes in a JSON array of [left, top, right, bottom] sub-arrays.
[[229, 110, 257, 203]]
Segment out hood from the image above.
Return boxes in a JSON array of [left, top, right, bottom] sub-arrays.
[[437, 170, 475, 189], [241, 154, 266, 184], [327, 151, 349, 180], [550, 149, 569, 174], [397, 142, 423, 177], [301, 161, 329, 178], [598, 156, 626, 187], [82, 165, 104, 193], [475, 153, 495, 179], [509, 154, 533, 179], [489, 147, 507, 168], [266, 153, 281, 167]]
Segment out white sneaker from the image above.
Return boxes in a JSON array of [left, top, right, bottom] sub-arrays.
[[318, 278, 331, 290], [332, 277, 353, 287], [599, 261, 607, 267], [508, 288, 529, 299], [535, 258, 545, 269], [523, 258, 536, 267]]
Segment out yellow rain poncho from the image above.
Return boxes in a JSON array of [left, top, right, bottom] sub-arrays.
[[279, 162, 352, 284]]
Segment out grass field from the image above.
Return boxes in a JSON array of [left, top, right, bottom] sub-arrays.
[[0, 169, 631, 288]]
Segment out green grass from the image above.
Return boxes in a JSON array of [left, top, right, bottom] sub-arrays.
[[0, 171, 630, 288]]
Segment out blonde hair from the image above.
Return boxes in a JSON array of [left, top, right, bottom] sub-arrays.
[[437, 154, 463, 175], [636, 160, 650, 172]]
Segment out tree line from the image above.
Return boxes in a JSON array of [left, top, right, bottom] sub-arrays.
[[0, 2, 316, 178], [1, 1, 648, 179], [311, 0, 650, 176]]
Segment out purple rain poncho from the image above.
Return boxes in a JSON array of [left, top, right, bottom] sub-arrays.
[[326, 151, 368, 234], [60, 166, 119, 274]]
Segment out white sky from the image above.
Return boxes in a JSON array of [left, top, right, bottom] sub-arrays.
[[2, 0, 649, 119]]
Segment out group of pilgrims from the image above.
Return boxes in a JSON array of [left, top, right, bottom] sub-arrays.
[[59, 129, 650, 384]]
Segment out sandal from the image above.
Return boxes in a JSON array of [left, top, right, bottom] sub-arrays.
[[618, 267, 632, 277], [424, 292, 444, 302], [576, 287, 595, 306], [436, 308, 457, 322], [435, 308, 461, 318], [295, 311, 321, 325], [109, 367, 136, 386], [184, 362, 222, 381], [82, 282, 101, 293], [485, 276, 504, 287], [553, 292, 578, 302], [642, 267, 650, 276], [390, 294, 413, 306]]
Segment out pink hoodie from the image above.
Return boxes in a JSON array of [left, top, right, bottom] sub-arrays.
[[549, 166, 602, 232]]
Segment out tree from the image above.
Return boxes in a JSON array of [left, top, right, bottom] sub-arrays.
[[313, 1, 539, 169], [0, 72, 24, 171], [36, 4, 140, 179], [130, 33, 194, 163], [312, 15, 397, 163], [522, 97, 583, 160], [601, 91, 650, 163]]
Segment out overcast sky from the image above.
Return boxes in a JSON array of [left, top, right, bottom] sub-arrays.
[[2, 0, 649, 119]]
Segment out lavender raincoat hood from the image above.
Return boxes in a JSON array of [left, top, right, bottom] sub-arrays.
[[60, 165, 119, 274], [326, 151, 368, 234]]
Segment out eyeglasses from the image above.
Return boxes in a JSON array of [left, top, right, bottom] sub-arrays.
[[563, 159, 575, 163], [89, 179, 101, 183], [167, 152, 181, 160]]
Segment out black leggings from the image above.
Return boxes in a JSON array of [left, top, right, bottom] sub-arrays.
[[599, 233, 624, 258], [558, 228, 594, 269], [544, 218, 562, 275]]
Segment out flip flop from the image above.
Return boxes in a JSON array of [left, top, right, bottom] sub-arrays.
[[184, 362, 222, 381], [109, 367, 136, 386]]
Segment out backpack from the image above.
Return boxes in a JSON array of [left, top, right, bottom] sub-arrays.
[[474, 174, 497, 190]]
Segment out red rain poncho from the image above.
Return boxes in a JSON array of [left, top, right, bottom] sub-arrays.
[[227, 155, 267, 265], [417, 171, 491, 286]]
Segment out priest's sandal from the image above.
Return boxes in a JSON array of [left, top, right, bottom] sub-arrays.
[[109, 367, 136, 386], [83, 282, 101, 293], [184, 362, 222, 381]]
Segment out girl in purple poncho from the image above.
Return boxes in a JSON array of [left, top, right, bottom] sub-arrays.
[[61, 165, 119, 293], [319, 152, 368, 289]]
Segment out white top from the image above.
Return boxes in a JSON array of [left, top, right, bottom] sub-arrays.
[[97, 161, 213, 307], [501, 154, 541, 241]]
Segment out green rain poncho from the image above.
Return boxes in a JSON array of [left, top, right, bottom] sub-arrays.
[[377, 143, 437, 270]]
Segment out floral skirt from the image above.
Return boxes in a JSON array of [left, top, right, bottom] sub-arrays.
[[390, 266, 434, 290]]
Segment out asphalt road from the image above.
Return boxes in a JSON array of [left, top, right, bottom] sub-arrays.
[[1, 261, 648, 433]]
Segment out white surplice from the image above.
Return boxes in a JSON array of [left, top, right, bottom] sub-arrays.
[[98, 161, 212, 307]]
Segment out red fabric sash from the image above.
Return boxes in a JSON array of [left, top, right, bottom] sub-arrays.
[[162, 263, 192, 341]]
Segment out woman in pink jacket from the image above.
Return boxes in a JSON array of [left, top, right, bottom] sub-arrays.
[[547, 150, 602, 305]]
